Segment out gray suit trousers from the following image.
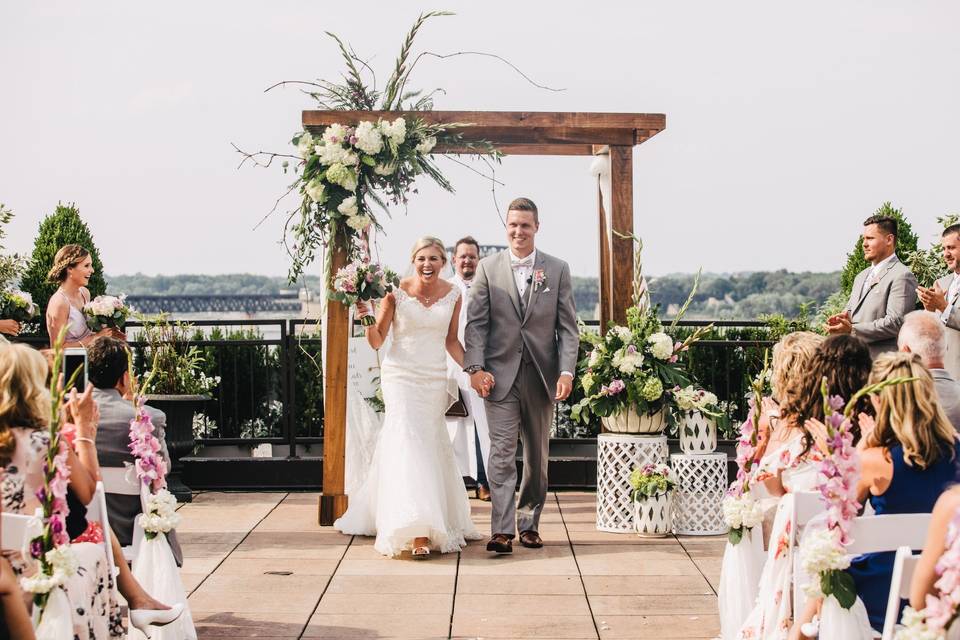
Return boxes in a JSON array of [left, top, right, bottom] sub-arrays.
[[483, 356, 553, 537]]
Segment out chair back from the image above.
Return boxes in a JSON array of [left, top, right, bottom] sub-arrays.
[[846, 514, 931, 556], [881, 546, 920, 640], [84, 481, 118, 578], [1, 510, 36, 551], [100, 466, 141, 496], [791, 491, 825, 616]]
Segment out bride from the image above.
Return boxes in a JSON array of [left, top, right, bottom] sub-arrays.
[[334, 237, 483, 558]]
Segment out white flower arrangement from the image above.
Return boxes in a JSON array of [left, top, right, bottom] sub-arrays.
[[722, 492, 763, 531], [674, 385, 720, 413], [647, 332, 674, 360], [799, 527, 851, 597], [138, 489, 181, 539], [21, 546, 79, 594]]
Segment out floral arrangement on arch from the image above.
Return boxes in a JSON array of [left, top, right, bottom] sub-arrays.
[[571, 237, 712, 425], [254, 11, 498, 282]]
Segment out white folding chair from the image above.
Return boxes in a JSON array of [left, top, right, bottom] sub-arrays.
[[880, 546, 921, 640], [790, 491, 825, 617], [1, 509, 41, 551], [99, 466, 141, 563], [84, 481, 118, 580]]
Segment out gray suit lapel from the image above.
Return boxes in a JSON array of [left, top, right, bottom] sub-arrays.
[[500, 251, 522, 319], [853, 258, 899, 313], [522, 252, 546, 326]]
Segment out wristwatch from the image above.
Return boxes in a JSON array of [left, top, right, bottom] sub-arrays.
[[464, 365, 483, 374]]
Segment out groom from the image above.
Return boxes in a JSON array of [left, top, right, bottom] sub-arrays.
[[464, 197, 579, 553]]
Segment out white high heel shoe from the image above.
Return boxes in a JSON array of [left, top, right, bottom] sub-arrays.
[[130, 603, 184, 635]]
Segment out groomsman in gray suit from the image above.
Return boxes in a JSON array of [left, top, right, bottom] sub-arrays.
[[464, 197, 579, 554], [86, 336, 183, 566], [897, 310, 960, 430], [918, 224, 960, 380], [827, 214, 918, 358]]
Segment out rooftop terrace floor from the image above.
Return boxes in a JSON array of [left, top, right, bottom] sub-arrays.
[[178, 491, 722, 639]]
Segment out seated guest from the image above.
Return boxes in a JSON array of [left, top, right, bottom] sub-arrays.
[[86, 336, 182, 566], [898, 310, 960, 430], [0, 343, 181, 637], [0, 556, 35, 640], [906, 485, 960, 635], [793, 352, 960, 637]]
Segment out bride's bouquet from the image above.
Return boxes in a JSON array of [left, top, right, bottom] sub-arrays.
[[330, 260, 400, 326], [84, 294, 130, 331], [0, 288, 39, 322]]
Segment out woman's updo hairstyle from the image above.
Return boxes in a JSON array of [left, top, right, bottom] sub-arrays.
[[46, 244, 91, 284], [409, 237, 447, 264]]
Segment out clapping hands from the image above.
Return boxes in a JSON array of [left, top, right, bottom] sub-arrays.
[[825, 311, 853, 335]]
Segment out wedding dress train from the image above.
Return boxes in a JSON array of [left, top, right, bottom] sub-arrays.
[[334, 286, 482, 556]]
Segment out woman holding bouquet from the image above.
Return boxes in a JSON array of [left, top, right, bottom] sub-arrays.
[[45, 244, 124, 347], [334, 237, 482, 558]]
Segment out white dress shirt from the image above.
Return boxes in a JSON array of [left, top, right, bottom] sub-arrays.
[[510, 249, 536, 298], [943, 273, 960, 323]]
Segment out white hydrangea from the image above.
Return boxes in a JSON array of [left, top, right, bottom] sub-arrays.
[[346, 215, 372, 232], [354, 120, 383, 155], [337, 196, 358, 217], [304, 179, 326, 203], [611, 326, 632, 343], [21, 546, 79, 594], [316, 142, 354, 167], [415, 136, 436, 154], [740, 498, 763, 529], [611, 348, 643, 375], [373, 162, 396, 176], [799, 527, 850, 596], [380, 117, 407, 145], [588, 348, 602, 367], [722, 494, 744, 529], [296, 132, 315, 159], [675, 385, 719, 412], [139, 489, 182, 536], [321, 123, 348, 146], [647, 333, 674, 360], [896, 608, 939, 640]]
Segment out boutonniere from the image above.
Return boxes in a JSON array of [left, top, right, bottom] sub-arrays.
[[533, 269, 548, 292]]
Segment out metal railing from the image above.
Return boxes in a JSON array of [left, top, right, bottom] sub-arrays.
[[13, 317, 774, 453]]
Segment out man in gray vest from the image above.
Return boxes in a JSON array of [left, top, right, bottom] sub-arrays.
[[464, 197, 579, 554], [918, 224, 960, 380], [827, 214, 918, 358], [87, 336, 183, 565], [898, 310, 960, 430]]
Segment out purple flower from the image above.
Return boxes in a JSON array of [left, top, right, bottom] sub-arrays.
[[30, 539, 43, 559]]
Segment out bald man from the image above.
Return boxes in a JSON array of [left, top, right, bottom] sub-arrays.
[[898, 310, 960, 430]]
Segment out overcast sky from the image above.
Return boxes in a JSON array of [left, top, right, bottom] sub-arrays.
[[2, 1, 958, 279]]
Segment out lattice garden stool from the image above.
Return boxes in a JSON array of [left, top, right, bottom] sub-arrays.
[[596, 433, 668, 533], [670, 452, 728, 535]]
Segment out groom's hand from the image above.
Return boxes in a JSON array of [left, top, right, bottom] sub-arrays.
[[470, 370, 495, 398], [555, 373, 573, 402]]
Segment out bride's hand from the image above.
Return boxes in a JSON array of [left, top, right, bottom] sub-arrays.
[[355, 300, 372, 319]]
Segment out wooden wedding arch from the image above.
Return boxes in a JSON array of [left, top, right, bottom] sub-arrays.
[[302, 110, 666, 524]]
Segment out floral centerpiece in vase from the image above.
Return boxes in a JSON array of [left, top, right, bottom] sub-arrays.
[[83, 294, 131, 332], [571, 237, 711, 435], [673, 385, 721, 453], [629, 462, 677, 537]]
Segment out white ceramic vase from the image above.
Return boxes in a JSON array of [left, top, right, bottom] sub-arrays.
[[679, 410, 718, 454], [633, 491, 673, 537], [602, 408, 667, 435]]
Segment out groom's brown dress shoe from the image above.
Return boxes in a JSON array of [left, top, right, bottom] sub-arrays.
[[476, 485, 491, 502], [519, 530, 543, 549], [486, 534, 513, 554]]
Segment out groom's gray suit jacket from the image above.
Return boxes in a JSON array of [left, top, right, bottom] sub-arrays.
[[93, 388, 183, 566], [935, 272, 960, 381], [464, 249, 579, 401], [844, 256, 918, 359]]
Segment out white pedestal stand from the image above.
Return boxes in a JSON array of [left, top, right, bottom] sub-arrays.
[[596, 433, 668, 533], [670, 452, 727, 535]]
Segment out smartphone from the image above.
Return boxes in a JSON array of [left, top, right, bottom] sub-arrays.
[[63, 348, 88, 391]]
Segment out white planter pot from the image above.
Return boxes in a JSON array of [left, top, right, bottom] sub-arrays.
[[633, 491, 673, 537], [602, 408, 667, 435], [679, 410, 718, 454]]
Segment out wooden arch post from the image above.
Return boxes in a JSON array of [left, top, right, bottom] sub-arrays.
[[305, 111, 665, 524]]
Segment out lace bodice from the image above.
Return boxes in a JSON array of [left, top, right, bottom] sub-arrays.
[[383, 286, 460, 377]]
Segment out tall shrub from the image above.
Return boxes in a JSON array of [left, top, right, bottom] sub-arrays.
[[20, 203, 107, 332], [838, 202, 918, 296]]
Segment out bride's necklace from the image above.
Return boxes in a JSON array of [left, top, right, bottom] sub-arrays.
[[412, 286, 441, 306]]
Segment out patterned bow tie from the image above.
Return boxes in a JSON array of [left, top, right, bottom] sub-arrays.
[[511, 256, 534, 270]]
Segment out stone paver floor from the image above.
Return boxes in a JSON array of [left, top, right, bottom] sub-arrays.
[[177, 491, 721, 639]]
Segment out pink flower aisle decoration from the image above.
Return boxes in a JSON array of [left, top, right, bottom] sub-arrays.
[[896, 508, 960, 638], [800, 376, 915, 609], [21, 329, 80, 607], [721, 353, 769, 545], [129, 396, 168, 493]]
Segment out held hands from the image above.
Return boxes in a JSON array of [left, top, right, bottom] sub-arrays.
[[470, 370, 495, 398], [918, 283, 948, 312], [555, 373, 573, 402]]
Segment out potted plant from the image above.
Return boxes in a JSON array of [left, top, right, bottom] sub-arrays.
[[629, 462, 677, 537], [673, 385, 721, 454], [137, 314, 219, 502]]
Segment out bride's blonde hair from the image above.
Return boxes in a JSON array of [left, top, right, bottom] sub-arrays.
[[410, 237, 447, 263]]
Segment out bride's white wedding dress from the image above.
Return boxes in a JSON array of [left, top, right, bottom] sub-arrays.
[[334, 285, 482, 556]]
